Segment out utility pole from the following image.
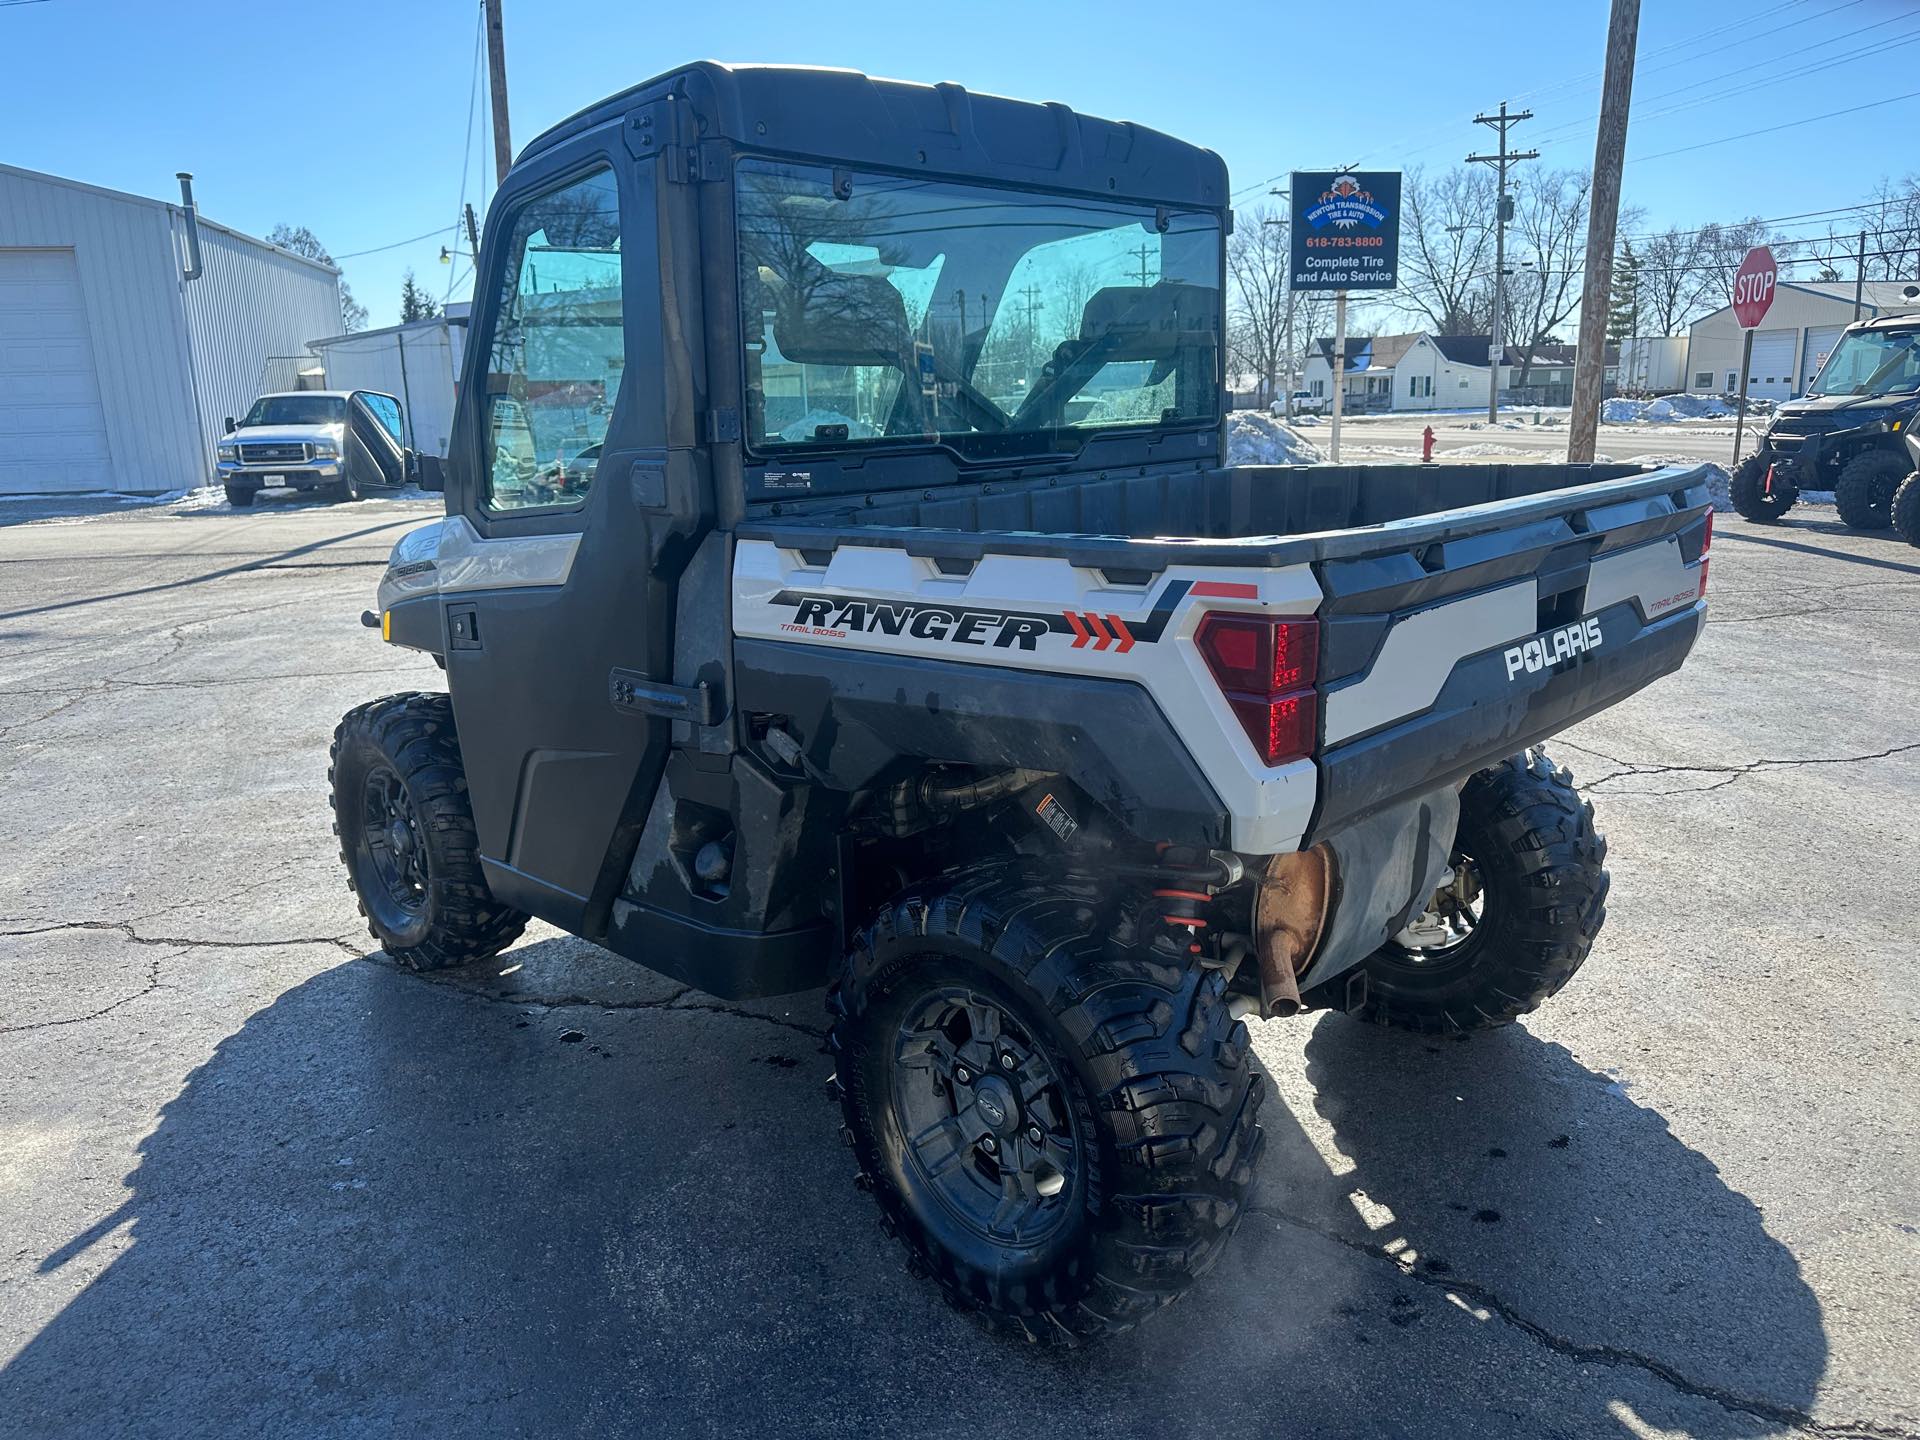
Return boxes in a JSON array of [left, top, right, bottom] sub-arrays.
[[1270, 187, 1293, 416], [1468, 103, 1539, 425], [1130, 242, 1156, 289], [1568, 0, 1641, 463], [464, 203, 481, 269], [1329, 290, 1347, 463], [1853, 230, 1868, 320], [484, 0, 513, 186]]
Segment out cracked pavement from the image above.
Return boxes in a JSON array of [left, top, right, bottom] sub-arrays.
[[1, 494, 1916, 1439]]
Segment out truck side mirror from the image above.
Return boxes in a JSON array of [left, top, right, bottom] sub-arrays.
[[223, 416, 236, 434]]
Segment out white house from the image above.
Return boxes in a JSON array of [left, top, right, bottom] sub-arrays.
[[1683, 280, 1920, 403], [0, 163, 342, 494], [1303, 333, 1504, 411]]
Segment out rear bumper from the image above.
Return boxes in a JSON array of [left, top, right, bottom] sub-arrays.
[[1307, 597, 1704, 842]]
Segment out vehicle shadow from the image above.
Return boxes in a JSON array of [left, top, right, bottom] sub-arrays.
[[0, 943, 1827, 1439], [1716, 523, 1920, 574], [1234, 1015, 1829, 1435]]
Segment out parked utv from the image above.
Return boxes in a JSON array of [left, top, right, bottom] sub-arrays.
[[1895, 432, 1920, 547], [329, 63, 1713, 1342], [1729, 314, 1920, 527], [218, 389, 413, 507]]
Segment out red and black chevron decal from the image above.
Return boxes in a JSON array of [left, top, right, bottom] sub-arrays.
[[769, 579, 1193, 655]]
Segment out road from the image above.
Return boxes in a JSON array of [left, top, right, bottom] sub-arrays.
[[1307, 410, 1763, 468], [2, 490, 1916, 1439]]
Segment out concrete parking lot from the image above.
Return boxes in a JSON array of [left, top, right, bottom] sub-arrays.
[[2, 487, 1916, 1439]]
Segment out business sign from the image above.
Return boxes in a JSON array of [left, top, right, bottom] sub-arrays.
[[1289, 171, 1402, 292]]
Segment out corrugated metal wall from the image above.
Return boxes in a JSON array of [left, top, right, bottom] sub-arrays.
[[0, 164, 343, 495], [0, 166, 201, 493], [178, 216, 341, 470], [311, 321, 463, 456]]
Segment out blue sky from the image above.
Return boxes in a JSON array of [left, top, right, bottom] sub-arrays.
[[5, 0, 1917, 328]]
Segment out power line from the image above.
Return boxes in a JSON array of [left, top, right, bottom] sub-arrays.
[[1630, 88, 1920, 164], [333, 224, 460, 260], [1524, 13, 1920, 148], [449, 0, 486, 303]]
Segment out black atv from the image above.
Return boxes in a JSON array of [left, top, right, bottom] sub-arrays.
[[1729, 315, 1920, 528]]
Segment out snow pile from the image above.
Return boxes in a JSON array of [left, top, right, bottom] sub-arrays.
[[1602, 394, 1766, 424], [1631, 455, 1732, 511], [1226, 410, 1324, 465]]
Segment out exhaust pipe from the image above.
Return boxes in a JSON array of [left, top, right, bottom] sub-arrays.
[[1253, 846, 1334, 1017], [176, 172, 204, 282]]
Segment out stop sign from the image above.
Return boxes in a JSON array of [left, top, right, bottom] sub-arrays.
[[1732, 246, 1778, 329]]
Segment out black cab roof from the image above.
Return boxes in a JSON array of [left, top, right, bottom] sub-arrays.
[[519, 61, 1228, 211]]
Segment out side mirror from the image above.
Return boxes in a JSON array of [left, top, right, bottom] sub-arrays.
[[223, 416, 237, 434]]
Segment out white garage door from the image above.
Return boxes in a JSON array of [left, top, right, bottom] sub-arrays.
[[1801, 325, 1846, 394], [0, 249, 114, 494], [1743, 328, 1798, 403]]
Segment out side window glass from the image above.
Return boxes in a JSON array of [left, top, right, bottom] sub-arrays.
[[482, 167, 623, 511]]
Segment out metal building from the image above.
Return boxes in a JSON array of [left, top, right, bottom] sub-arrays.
[[1683, 281, 1920, 404], [0, 163, 342, 495]]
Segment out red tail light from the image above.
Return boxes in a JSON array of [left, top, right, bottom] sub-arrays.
[[1699, 510, 1713, 597], [1195, 612, 1320, 765], [1698, 555, 1711, 598]]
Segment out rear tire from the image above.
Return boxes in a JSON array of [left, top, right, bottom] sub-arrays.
[[1892, 472, 1920, 547], [330, 692, 527, 970], [1728, 454, 1793, 522], [829, 870, 1263, 1343], [1833, 450, 1905, 530], [1350, 748, 1609, 1034]]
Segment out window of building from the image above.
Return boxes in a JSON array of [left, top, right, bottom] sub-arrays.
[[1695, 372, 1713, 388]]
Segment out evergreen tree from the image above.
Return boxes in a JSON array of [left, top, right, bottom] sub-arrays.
[[1606, 241, 1641, 346], [399, 269, 442, 323]]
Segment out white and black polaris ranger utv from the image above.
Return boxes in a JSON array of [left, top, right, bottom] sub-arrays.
[[330, 63, 1714, 1342]]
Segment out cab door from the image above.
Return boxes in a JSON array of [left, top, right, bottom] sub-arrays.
[[440, 132, 697, 935]]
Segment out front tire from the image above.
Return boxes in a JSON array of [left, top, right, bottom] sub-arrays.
[[1833, 450, 1905, 529], [1350, 748, 1609, 1034], [225, 485, 257, 509], [829, 871, 1263, 1343], [330, 692, 527, 969], [1891, 471, 1920, 548], [1728, 454, 1794, 522]]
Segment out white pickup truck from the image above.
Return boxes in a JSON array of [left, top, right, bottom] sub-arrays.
[[216, 389, 409, 506]]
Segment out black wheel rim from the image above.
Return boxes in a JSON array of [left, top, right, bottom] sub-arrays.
[[889, 987, 1080, 1247], [359, 764, 429, 924], [1380, 851, 1486, 974]]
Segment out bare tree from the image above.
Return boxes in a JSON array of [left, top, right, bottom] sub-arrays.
[[1503, 168, 1598, 385], [1392, 165, 1497, 334], [1801, 174, 1920, 286], [1225, 205, 1292, 406], [1689, 217, 1779, 318], [1636, 225, 1702, 335], [267, 223, 367, 332]]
